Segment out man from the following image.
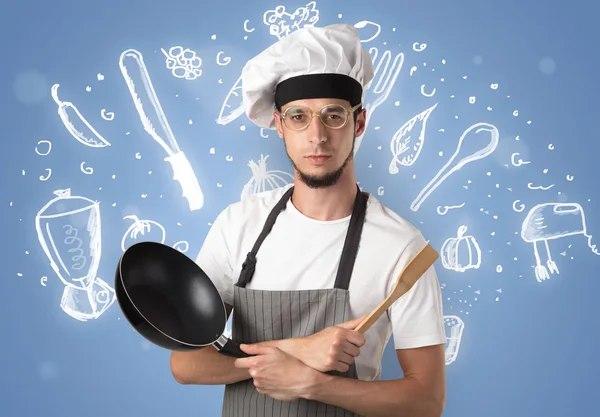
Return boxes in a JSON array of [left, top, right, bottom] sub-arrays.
[[170, 23, 447, 417]]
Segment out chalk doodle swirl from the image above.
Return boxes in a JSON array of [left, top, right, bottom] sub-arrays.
[[63, 225, 87, 270]]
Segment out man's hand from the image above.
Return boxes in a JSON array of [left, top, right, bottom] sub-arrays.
[[295, 315, 367, 372], [264, 315, 366, 373], [234, 344, 320, 401]]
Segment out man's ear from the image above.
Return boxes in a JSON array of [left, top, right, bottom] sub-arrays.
[[355, 108, 367, 137], [273, 112, 284, 138]]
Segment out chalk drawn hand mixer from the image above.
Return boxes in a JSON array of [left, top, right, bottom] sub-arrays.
[[355, 243, 439, 333], [119, 49, 204, 211], [410, 122, 500, 212]]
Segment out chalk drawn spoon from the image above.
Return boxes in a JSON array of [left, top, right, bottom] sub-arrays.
[[410, 122, 499, 212]]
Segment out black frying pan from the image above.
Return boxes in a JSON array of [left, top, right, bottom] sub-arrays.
[[114, 241, 249, 357]]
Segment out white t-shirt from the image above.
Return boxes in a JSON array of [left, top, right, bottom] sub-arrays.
[[195, 184, 446, 381]]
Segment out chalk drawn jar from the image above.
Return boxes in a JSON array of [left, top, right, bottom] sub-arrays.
[[444, 315, 464, 365], [35, 188, 101, 290]]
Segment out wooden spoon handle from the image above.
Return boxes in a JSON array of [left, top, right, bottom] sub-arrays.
[[355, 243, 438, 334], [354, 288, 405, 334]]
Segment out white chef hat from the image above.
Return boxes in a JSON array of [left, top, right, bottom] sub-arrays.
[[241, 23, 374, 129]]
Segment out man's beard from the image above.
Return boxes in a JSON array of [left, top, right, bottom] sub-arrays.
[[284, 135, 355, 189]]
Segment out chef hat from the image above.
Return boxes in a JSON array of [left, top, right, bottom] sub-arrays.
[[241, 23, 374, 129]]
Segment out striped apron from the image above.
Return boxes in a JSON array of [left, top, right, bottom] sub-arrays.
[[222, 185, 369, 417]]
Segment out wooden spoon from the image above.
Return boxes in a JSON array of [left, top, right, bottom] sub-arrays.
[[355, 243, 439, 334]]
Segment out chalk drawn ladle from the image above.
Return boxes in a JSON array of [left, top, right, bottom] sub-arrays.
[[410, 122, 499, 212]]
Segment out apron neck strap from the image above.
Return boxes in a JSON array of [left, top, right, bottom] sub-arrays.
[[236, 186, 294, 287], [236, 184, 369, 289], [333, 185, 368, 290]]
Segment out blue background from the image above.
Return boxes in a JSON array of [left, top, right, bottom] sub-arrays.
[[2, 0, 598, 416]]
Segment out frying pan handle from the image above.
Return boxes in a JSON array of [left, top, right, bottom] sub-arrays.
[[218, 338, 252, 358]]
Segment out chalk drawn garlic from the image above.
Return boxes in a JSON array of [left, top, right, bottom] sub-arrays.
[[121, 215, 166, 251], [441, 225, 482, 272], [241, 154, 294, 200]]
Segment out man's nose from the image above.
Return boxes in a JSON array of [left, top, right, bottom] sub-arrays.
[[307, 115, 328, 144]]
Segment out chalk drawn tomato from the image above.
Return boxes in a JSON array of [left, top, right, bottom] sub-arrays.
[[121, 215, 166, 251]]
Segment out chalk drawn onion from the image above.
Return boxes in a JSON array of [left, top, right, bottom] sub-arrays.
[[241, 154, 294, 200]]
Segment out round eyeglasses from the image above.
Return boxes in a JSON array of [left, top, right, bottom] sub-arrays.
[[278, 103, 362, 131]]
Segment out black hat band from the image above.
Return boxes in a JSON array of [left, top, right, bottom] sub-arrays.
[[274, 73, 363, 109]]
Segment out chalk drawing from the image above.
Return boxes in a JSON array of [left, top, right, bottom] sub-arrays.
[[160, 46, 203, 80], [263, 1, 319, 40], [389, 102, 438, 173], [121, 215, 166, 252], [441, 226, 482, 272], [411, 123, 500, 211], [444, 315, 464, 365], [51, 84, 111, 148], [119, 49, 204, 211], [357, 46, 404, 155], [241, 154, 294, 200], [521, 203, 599, 282]]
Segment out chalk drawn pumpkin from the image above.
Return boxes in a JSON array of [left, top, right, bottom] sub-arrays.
[[441, 225, 481, 272]]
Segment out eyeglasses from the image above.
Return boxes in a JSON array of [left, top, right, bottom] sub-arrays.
[[277, 103, 362, 131]]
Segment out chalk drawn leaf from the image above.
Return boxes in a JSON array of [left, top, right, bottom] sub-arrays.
[[389, 102, 438, 173], [217, 75, 245, 125]]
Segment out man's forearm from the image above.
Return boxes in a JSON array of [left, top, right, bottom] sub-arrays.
[[170, 339, 294, 386], [303, 373, 444, 417], [170, 347, 251, 385]]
